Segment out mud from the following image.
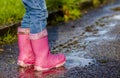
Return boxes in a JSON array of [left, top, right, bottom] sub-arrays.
[[0, 0, 120, 78]]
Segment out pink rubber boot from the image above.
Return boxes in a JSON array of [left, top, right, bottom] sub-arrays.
[[17, 27, 35, 67], [30, 29, 66, 71]]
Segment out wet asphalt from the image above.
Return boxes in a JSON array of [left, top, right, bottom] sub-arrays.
[[0, 0, 120, 78]]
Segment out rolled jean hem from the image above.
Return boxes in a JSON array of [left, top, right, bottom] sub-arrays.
[[18, 27, 30, 34], [29, 29, 48, 40]]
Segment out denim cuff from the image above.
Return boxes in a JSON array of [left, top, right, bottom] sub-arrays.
[[30, 29, 48, 40]]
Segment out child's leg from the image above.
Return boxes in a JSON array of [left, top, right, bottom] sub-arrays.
[[29, 0, 48, 34], [21, 1, 30, 28], [22, 0, 48, 33], [23, 0, 66, 71], [17, 0, 35, 67]]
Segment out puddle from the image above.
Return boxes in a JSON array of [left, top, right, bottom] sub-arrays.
[[54, 14, 120, 69], [84, 14, 120, 41], [65, 51, 95, 69], [69, 14, 120, 69]]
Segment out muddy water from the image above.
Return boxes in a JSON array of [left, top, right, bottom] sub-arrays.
[[0, 0, 120, 78]]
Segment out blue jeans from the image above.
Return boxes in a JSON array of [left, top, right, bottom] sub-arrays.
[[21, 0, 48, 34]]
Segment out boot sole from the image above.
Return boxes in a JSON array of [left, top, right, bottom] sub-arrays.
[[18, 61, 33, 67], [34, 61, 66, 71]]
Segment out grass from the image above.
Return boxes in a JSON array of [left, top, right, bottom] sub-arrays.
[[0, 0, 108, 27], [0, 30, 17, 45], [0, 0, 25, 26], [0, 0, 86, 26]]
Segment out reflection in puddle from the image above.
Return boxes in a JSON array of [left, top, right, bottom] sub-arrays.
[[112, 14, 120, 20], [18, 66, 66, 78], [98, 30, 108, 35], [65, 51, 95, 69], [106, 23, 116, 27], [84, 37, 98, 41], [84, 35, 115, 42]]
